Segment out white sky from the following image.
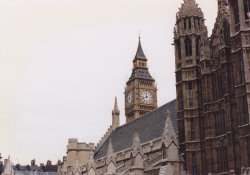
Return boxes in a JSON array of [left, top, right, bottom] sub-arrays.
[[0, 0, 217, 165]]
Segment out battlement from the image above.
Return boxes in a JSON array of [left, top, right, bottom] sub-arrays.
[[96, 125, 113, 152], [68, 138, 78, 143], [77, 143, 95, 150], [67, 138, 95, 151]]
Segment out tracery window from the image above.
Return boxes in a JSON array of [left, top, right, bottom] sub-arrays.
[[244, 0, 250, 20], [185, 37, 192, 57]]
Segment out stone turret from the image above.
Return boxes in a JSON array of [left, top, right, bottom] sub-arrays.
[[66, 139, 95, 175], [174, 1, 208, 175]]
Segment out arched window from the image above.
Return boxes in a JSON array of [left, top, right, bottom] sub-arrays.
[[161, 144, 167, 159], [232, 0, 240, 24], [196, 38, 200, 57], [176, 40, 181, 59], [184, 18, 187, 30], [244, 0, 250, 19], [192, 152, 198, 175], [188, 18, 192, 29], [185, 37, 192, 56]]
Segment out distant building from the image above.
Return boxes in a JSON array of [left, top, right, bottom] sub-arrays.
[[14, 160, 59, 175]]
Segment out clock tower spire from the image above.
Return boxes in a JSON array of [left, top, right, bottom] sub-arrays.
[[124, 37, 157, 123]]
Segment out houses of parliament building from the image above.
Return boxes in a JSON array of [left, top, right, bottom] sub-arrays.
[[59, 0, 250, 175]]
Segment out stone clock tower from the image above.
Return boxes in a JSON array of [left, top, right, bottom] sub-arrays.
[[124, 38, 157, 123]]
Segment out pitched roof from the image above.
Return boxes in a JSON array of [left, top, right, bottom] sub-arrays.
[[94, 100, 177, 159]]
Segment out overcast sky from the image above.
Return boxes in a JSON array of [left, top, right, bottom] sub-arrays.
[[0, 0, 217, 165]]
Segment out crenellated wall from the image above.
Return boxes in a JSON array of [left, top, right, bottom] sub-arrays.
[[60, 139, 95, 175]]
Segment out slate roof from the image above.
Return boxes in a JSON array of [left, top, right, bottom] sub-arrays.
[[128, 68, 154, 82], [94, 100, 177, 159]]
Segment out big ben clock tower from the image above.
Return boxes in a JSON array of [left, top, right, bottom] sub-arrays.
[[125, 38, 157, 123]]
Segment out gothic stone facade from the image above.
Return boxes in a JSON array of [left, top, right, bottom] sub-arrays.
[[175, 0, 250, 175], [59, 40, 184, 175]]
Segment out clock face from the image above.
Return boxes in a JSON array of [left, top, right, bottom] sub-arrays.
[[127, 91, 133, 104], [140, 90, 153, 104]]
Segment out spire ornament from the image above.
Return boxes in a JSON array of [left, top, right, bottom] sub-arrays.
[[131, 129, 143, 157], [162, 110, 177, 147], [87, 151, 95, 170], [106, 139, 115, 163], [114, 97, 118, 112]]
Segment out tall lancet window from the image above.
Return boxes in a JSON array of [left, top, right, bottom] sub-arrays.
[[244, 0, 250, 19], [188, 82, 193, 108], [232, 0, 240, 24], [192, 152, 198, 175], [185, 37, 192, 56], [196, 38, 200, 57]]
